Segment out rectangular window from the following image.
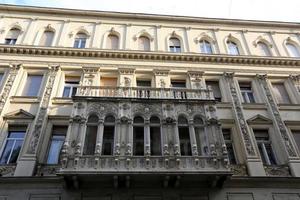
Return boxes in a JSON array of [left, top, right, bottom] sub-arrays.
[[133, 126, 144, 156], [0, 126, 26, 164], [171, 80, 186, 88], [22, 75, 43, 96], [222, 128, 237, 164], [272, 83, 291, 104], [5, 39, 17, 45], [206, 81, 222, 102], [83, 126, 98, 155], [137, 80, 151, 87], [47, 126, 67, 164], [254, 129, 277, 165], [150, 127, 161, 155], [74, 38, 86, 48], [62, 76, 80, 98], [291, 130, 300, 152], [100, 77, 118, 87], [102, 126, 114, 155], [179, 127, 192, 156], [239, 82, 255, 103]]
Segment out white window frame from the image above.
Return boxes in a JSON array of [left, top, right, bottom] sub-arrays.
[[239, 83, 255, 103], [62, 82, 79, 98]]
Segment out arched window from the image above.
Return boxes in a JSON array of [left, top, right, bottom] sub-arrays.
[[5, 28, 21, 45], [133, 116, 144, 156], [102, 115, 115, 155], [193, 115, 206, 155], [169, 37, 181, 53], [83, 115, 99, 155], [39, 30, 55, 46], [74, 33, 87, 48], [257, 42, 272, 56], [200, 40, 213, 54], [150, 116, 161, 155], [178, 115, 191, 156], [227, 41, 240, 55], [286, 43, 300, 57], [138, 36, 150, 51], [106, 34, 119, 49]]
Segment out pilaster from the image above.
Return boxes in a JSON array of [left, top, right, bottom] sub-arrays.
[[22, 18, 38, 45], [256, 74, 300, 177], [223, 72, 265, 176], [91, 22, 102, 48], [14, 65, 59, 176], [57, 20, 71, 47]]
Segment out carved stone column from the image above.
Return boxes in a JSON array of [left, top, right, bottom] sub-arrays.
[[144, 119, 151, 156], [57, 20, 71, 47], [14, 66, 59, 176], [223, 72, 265, 176], [22, 18, 38, 45], [95, 119, 104, 155], [0, 64, 21, 116], [256, 74, 300, 177], [91, 22, 102, 48]]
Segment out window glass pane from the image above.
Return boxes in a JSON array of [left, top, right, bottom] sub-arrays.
[[22, 75, 43, 96], [137, 80, 151, 87], [194, 127, 205, 155], [200, 40, 213, 54], [138, 36, 150, 51], [206, 81, 221, 101], [133, 126, 144, 156], [257, 42, 271, 56], [0, 140, 14, 164], [169, 38, 181, 53], [106, 34, 119, 49], [47, 126, 67, 164], [265, 144, 276, 165], [102, 126, 114, 155], [39, 31, 54, 46], [272, 83, 291, 104], [62, 86, 71, 97], [227, 41, 240, 55], [287, 43, 300, 57], [292, 130, 300, 152], [171, 80, 186, 88], [150, 127, 161, 155], [83, 126, 97, 155], [179, 127, 191, 156], [100, 77, 118, 87]]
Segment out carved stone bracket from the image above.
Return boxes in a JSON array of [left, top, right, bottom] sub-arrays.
[[0, 64, 21, 116], [224, 72, 256, 156], [264, 165, 291, 177], [27, 65, 59, 154], [256, 74, 297, 157], [231, 164, 248, 176]]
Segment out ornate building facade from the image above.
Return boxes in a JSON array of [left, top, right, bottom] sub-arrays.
[[0, 4, 299, 200]]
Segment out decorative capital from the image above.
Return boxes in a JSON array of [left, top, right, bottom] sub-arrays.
[[82, 67, 99, 74], [256, 74, 267, 80], [153, 69, 169, 76], [118, 68, 135, 75], [289, 74, 300, 82], [223, 72, 235, 78]]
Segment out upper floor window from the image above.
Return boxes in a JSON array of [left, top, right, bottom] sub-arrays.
[[222, 128, 237, 164], [200, 40, 213, 54], [253, 129, 277, 165], [206, 81, 222, 102], [171, 80, 186, 88], [169, 37, 181, 53], [239, 82, 255, 103], [178, 115, 191, 156], [150, 116, 161, 155], [138, 36, 150, 51], [227, 41, 240, 55], [286, 43, 300, 57], [272, 83, 291, 104], [102, 115, 115, 155], [46, 126, 67, 164], [62, 76, 80, 98], [133, 116, 144, 156], [39, 30, 55, 47], [106, 34, 119, 50], [0, 126, 27, 164], [22, 74, 43, 96], [83, 115, 98, 155], [5, 28, 21, 45], [74, 33, 87, 48], [100, 77, 118, 87], [194, 115, 205, 156], [291, 130, 300, 153], [257, 42, 272, 56]]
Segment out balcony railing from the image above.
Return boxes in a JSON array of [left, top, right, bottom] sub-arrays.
[[75, 86, 215, 100], [59, 155, 229, 174]]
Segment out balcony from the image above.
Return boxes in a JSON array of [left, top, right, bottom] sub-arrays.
[[59, 155, 230, 175], [75, 86, 215, 101]]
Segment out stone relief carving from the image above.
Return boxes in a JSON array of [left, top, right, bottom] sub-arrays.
[[224, 72, 256, 156], [264, 165, 290, 177], [0, 64, 20, 116], [257, 74, 297, 157], [28, 65, 59, 154]]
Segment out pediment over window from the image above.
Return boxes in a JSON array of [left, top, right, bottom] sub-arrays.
[[247, 114, 272, 124], [4, 109, 35, 120]]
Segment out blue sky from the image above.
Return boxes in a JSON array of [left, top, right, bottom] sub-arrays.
[[1, 0, 300, 23]]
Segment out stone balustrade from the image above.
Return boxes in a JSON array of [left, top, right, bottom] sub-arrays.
[[76, 86, 215, 101], [59, 155, 229, 174]]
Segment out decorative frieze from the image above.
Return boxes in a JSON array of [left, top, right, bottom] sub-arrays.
[[0, 64, 20, 116], [264, 165, 291, 177], [27, 65, 59, 154], [256, 74, 297, 157], [224, 72, 256, 156]]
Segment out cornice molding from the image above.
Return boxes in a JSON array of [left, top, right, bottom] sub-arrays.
[[0, 45, 300, 67]]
